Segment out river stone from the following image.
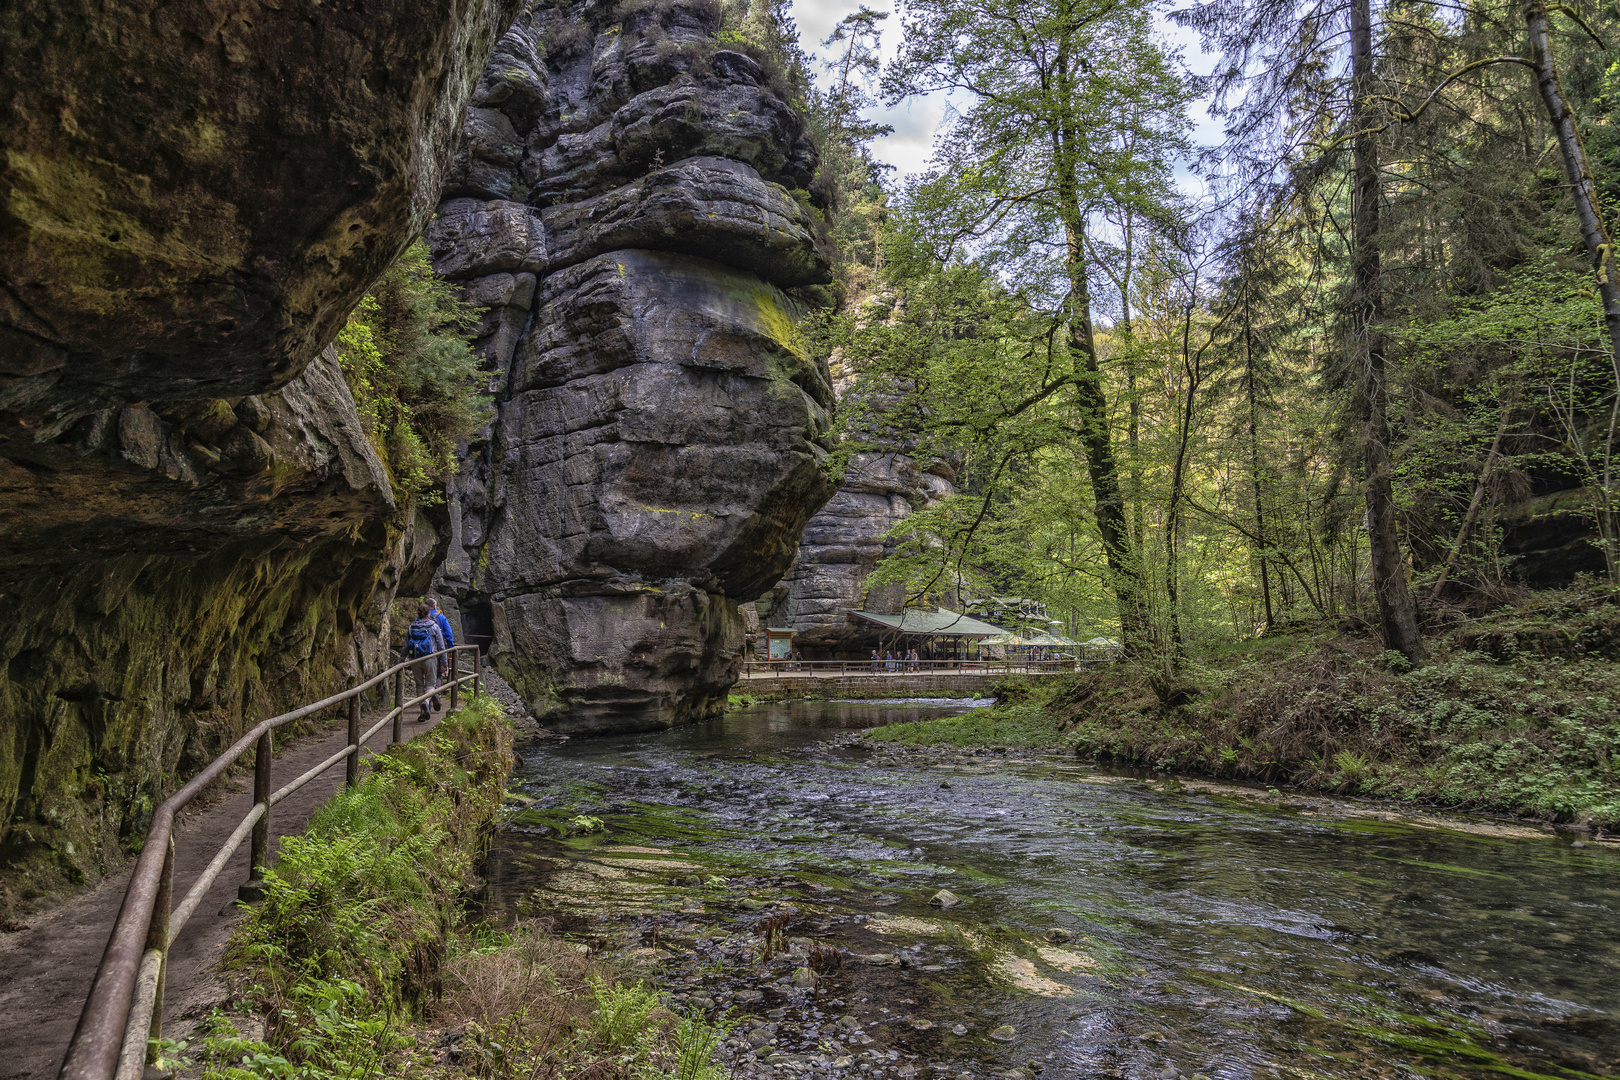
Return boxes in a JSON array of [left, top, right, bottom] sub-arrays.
[[1043, 927, 1075, 943], [951, 1024, 968, 1036], [929, 889, 963, 908], [791, 966, 817, 988], [736, 989, 766, 1004], [989, 1025, 1018, 1042]]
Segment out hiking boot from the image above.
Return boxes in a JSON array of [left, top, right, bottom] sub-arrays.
[[432, 696, 443, 712], [418, 705, 431, 723]]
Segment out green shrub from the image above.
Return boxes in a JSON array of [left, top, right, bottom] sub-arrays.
[[194, 698, 511, 1075], [334, 240, 491, 504]]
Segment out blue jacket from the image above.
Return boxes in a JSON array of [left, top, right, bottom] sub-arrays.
[[431, 608, 455, 649]]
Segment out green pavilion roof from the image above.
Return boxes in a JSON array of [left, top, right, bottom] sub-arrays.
[[849, 607, 1009, 638]]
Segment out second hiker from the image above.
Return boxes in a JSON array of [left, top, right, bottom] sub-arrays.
[[402, 603, 445, 721]]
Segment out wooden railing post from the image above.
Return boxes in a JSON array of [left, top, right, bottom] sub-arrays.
[[147, 835, 174, 1063], [346, 694, 361, 788], [472, 648, 481, 699], [449, 649, 459, 713], [240, 731, 271, 902], [393, 667, 404, 743]]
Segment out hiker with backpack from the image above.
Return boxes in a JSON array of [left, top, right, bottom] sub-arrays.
[[426, 596, 455, 681], [401, 603, 445, 721]]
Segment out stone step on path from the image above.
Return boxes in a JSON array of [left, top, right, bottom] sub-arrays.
[[0, 693, 460, 1080]]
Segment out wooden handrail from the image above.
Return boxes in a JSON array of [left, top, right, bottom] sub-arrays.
[[59, 644, 484, 1080]]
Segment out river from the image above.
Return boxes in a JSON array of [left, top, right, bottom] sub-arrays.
[[484, 697, 1618, 1080]]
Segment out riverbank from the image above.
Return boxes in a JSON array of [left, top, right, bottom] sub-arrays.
[[865, 585, 1620, 832], [163, 696, 731, 1079]]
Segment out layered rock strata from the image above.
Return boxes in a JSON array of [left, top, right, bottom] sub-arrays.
[[759, 450, 956, 655], [429, 0, 838, 732], [0, 0, 519, 911]]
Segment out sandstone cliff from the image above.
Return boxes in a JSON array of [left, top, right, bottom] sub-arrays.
[[0, 0, 519, 913], [427, 0, 839, 732], [759, 449, 956, 655]]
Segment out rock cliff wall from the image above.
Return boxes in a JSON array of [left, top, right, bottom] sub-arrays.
[[759, 450, 956, 655], [0, 0, 519, 914], [427, 0, 838, 733]]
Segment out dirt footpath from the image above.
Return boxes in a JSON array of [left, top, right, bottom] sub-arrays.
[[0, 701, 453, 1080]]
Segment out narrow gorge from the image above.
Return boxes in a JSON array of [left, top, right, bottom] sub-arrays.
[[0, 0, 853, 911]]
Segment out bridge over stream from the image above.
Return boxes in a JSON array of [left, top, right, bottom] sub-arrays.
[[736, 658, 1108, 698]]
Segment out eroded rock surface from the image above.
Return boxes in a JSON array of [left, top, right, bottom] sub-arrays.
[[0, 0, 517, 912], [759, 450, 956, 655], [1, 0, 520, 425], [0, 351, 450, 915], [429, 0, 837, 732]]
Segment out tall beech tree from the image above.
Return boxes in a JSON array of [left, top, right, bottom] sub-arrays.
[[882, 0, 1191, 652], [1350, 0, 1428, 662]]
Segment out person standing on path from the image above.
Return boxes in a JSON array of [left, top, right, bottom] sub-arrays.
[[402, 604, 445, 721], [427, 596, 456, 682]]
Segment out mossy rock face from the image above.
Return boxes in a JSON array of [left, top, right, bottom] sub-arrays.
[[0, 0, 523, 419], [0, 354, 446, 921], [0, 0, 523, 916], [428, 1, 837, 733]]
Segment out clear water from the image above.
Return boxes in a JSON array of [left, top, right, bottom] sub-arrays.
[[488, 698, 1619, 1080]]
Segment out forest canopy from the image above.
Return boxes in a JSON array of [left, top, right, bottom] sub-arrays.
[[809, 0, 1620, 675]]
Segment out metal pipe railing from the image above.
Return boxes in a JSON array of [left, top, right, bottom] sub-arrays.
[[59, 644, 484, 1080]]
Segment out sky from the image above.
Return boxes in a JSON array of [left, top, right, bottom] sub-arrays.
[[787, 0, 1228, 191]]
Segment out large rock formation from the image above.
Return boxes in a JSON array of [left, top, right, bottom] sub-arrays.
[[428, 0, 838, 733], [759, 450, 956, 656], [0, 0, 520, 914]]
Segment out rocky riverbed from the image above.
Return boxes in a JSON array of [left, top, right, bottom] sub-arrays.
[[481, 697, 1620, 1080]]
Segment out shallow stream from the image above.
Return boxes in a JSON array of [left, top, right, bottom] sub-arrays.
[[486, 698, 1618, 1080]]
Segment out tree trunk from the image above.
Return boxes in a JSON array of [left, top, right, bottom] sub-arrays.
[[1064, 214, 1145, 651], [1242, 287, 1274, 629], [1350, 0, 1428, 663], [1524, 0, 1620, 581], [1428, 411, 1509, 601]]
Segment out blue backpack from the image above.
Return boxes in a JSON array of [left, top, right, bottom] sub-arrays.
[[404, 620, 435, 658]]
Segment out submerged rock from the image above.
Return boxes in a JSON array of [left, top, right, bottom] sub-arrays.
[[431, 0, 836, 732], [989, 1024, 1019, 1043], [929, 889, 963, 908]]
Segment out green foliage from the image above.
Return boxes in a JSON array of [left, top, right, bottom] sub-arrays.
[[334, 240, 491, 504], [567, 813, 606, 835], [867, 702, 1060, 749], [187, 698, 512, 1077], [864, 585, 1620, 825]]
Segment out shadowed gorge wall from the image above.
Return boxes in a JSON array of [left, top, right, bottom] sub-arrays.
[[760, 449, 957, 655], [0, 0, 521, 915], [428, 0, 838, 733]]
